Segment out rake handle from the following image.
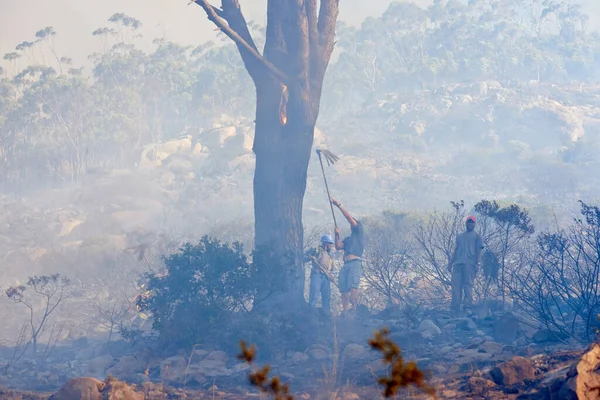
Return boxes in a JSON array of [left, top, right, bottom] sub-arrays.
[[310, 255, 340, 289], [317, 150, 338, 229]]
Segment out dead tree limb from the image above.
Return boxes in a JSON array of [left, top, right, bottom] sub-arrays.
[[193, 0, 288, 83]]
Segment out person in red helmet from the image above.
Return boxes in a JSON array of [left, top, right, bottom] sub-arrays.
[[448, 215, 484, 315]]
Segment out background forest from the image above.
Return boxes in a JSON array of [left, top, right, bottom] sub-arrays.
[[1, 0, 599, 197]]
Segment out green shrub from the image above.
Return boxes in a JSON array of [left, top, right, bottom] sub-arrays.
[[137, 235, 258, 350]]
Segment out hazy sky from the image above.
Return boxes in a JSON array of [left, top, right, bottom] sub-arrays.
[[0, 0, 412, 68], [1, 0, 599, 69]]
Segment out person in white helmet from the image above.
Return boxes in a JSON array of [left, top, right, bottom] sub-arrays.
[[307, 234, 336, 315]]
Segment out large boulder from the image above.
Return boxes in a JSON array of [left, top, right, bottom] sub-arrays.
[[341, 343, 368, 360], [306, 344, 330, 361], [418, 319, 442, 339], [490, 356, 536, 387], [159, 355, 188, 385], [49, 377, 104, 400], [576, 344, 600, 399], [388, 330, 425, 355], [106, 354, 148, 379], [139, 136, 192, 168], [222, 127, 254, 154], [201, 126, 238, 149]]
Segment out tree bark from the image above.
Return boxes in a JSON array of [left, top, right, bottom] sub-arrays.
[[194, 0, 339, 307]]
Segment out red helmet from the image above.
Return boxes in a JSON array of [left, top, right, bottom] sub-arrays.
[[466, 216, 476, 223]]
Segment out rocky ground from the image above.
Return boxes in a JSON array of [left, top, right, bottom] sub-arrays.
[[0, 304, 597, 399]]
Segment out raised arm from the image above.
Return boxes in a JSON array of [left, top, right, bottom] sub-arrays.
[[331, 197, 358, 228]]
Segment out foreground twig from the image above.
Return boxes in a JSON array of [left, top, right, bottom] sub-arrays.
[[237, 340, 293, 400], [368, 328, 436, 398]]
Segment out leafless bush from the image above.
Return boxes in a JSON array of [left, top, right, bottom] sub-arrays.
[[473, 200, 534, 309], [206, 218, 254, 250], [362, 212, 421, 310], [412, 201, 466, 307], [304, 224, 329, 250], [509, 201, 600, 342], [96, 294, 131, 343], [2, 322, 31, 374], [5, 274, 71, 360], [37, 321, 66, 367]]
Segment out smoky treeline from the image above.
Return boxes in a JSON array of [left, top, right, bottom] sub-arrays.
[[93, 198, 600, 356], [0, 1, 598, 194]]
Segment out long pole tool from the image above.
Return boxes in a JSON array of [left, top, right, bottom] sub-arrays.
[[316, 148, 340, 229]]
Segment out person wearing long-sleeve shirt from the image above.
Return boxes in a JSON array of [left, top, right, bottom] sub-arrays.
[[448, 216, 484, 314]]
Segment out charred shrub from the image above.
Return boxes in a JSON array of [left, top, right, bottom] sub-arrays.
[[137, 236, 258, 350]]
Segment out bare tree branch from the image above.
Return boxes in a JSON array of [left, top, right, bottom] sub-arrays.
[[5, 274, 71, 360], [221, 0, 258, 52], [193, 0, 288, 83]]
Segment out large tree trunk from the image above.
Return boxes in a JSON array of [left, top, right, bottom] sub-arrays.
[[253, 81, 313, 304], [195, 0, 338, 308]]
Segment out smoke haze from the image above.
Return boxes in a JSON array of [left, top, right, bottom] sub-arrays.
[[1, 0, 415, 68]]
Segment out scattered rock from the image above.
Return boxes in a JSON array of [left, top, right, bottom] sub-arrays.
[[84, 355, 116, 377], [204, 350, 228, 363], [479, 341, 505, 355], [305, 344, 330, 361], [467, 376, 496, 396], [159, 355, 188, 384], [288, 352, 309, 364], [102, 377, 145, 400], [450, 318, 477, 331], [454, 348, 493, 366], [195, 353, 232, 378], [192, 348, 209, 359], [533, 330, 566, 344], [388, 330, 425, 353], [490, 356, 536, 386], [49, 377, 104, 400], [106, 354, 147, 378], [342, 343, 368, 360], [493, 312, 520, 343], [418, 319, 442, 339]]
